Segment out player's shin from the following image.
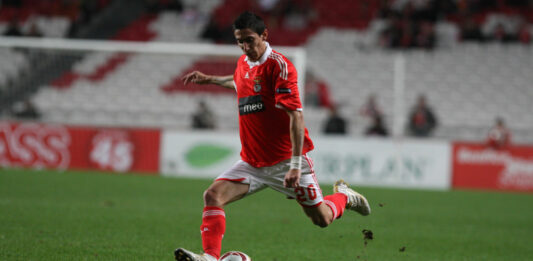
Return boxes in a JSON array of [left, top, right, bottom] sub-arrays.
[[201, 206, 226, 259], [323, 193, 348, 220]]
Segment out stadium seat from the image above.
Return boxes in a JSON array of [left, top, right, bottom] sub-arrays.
[[7, 1, 533, 144]]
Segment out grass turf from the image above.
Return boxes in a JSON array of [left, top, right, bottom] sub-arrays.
[[0, 168, 532, 261]]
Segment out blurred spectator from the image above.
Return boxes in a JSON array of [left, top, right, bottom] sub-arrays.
[[378, 0, 440, 49], [304, 71, 333, 109], [323, 106, 347, 135], [79, 0, 100, 24], [67, 2, 92, 37], [281, 0, 317, 30], [202, 0, 318, 43], [407, 94, 437, 137], [201, 17, 235, 43], [359, 94, 382, 120], [182, 4, 206, 25], [365, 115, 389, 137], [145, 0, 183, 14], [377, 0, 533, 48], [255, 0, 285, 16], [379, 16, 437, 49], [3, 19, 23, 37], [433, 0, 457, 17], [517, 22, 531, 44], [460, 17, 485, 42], [486, 117, 511, 149], [416, 21, 436, 49], [457, 0, 498, 15], [488, 23, 516, 43], [26, 23, 43, 37], [2, 0, 22, 7], [506, 0, 531, 7], [253, 0, 287, 29], [11, 99, 41, 120], [378, 0, 396, 19], [191, 100, 216, 129]]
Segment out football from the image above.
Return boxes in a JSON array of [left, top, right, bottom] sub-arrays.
[[219, 251, 251, 261]]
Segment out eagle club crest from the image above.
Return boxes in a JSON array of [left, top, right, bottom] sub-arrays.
[[253, 76, 262, 92]]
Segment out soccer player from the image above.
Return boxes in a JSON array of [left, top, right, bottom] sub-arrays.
[[175, 11, 371, 261]]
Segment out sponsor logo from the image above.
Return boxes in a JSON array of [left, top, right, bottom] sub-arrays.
[[239, 95, 265, 115], [0, 122, 71, 169], [186, 144, 233, 168], [253, 77, 262, 92], [276, 88, 291, 94], [456, 147, 533, 189], [89, 130, 134, 172], [317, 153, 428, 182]]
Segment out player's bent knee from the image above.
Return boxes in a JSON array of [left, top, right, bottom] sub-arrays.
[[311, 216, 331, 228], [309, 214, 332, 228], [304, 204, 333, 228], [203, 188, 223, 207]]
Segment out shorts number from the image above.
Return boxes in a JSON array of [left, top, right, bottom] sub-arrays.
[[295, 184, 317, 202]]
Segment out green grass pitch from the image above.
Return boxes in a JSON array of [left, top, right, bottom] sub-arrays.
[[1, 168, 532, 261]]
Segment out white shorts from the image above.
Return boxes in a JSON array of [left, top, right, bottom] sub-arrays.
[[216, 154, 324, 207]]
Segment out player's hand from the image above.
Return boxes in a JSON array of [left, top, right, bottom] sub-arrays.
[[284, 169, 301, 188], [182, 71, 211, 85]]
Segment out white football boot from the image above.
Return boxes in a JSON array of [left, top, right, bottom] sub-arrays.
[[333, 179, 371, 216], [174, 248, 217, 261]]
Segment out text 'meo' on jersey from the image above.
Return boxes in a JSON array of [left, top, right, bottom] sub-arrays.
[[233, 42, 314, 168]]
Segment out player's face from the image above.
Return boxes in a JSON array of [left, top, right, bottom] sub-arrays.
[[234, 28, 268, 62]]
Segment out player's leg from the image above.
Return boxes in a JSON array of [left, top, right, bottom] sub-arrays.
[[262, 155, 369, 229], [200, 180, 249, 260], [302, 180, 371, 227], [176, 160, 263, 261], [302, 155, 370, 225], [298, 181, 349, 228], [203, 179, 250, 207], [176, 180, 249, 261], [333, 179, 371, 216], [302, 202, 336, 227], [259, 155, 335, 227], [295, 155, 348, 227]]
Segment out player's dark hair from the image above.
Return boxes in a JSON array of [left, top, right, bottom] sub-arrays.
[[232, 11, 266, 35]]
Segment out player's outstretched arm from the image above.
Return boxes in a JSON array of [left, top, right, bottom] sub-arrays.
[[283, 109, 305, 188], [182, 71, 235, 90]]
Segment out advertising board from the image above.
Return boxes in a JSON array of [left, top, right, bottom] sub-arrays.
[[0, 122, 160, 173], [452, 143, 533, 192]]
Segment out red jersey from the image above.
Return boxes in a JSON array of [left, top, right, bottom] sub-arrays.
[[233, 43, 314, 168]]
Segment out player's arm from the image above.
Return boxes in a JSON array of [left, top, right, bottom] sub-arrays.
[[283, 109, 305, 188], [182, 71, 235, 90]]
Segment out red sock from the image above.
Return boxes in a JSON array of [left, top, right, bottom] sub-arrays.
[[201, 206, 226, 259], [323, 193, 347, 220]]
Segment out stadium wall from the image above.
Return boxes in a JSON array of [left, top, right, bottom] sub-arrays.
[[1, 121, 532, 192]]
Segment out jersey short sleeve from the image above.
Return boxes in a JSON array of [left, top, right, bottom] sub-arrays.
[[270, 52, 302, 111]]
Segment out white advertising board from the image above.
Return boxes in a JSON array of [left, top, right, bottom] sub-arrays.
[[160, 131, 241, 178], [309, 137, 452, 190], [161, 131, 452, 190]]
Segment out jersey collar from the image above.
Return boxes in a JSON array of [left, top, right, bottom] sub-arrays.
[[245, 42, 272, 69]]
